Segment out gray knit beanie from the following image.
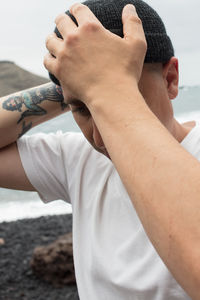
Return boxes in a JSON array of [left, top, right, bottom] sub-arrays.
[[49, 0, 174, 85]]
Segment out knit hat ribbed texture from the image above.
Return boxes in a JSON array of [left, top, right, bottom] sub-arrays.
[[50, 0, 174, 85]]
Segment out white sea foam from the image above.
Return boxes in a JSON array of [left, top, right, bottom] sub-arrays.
[[0, 197, 72, 223]]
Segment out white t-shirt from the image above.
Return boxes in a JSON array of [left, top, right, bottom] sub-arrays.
[[17, 122, 200, 300]]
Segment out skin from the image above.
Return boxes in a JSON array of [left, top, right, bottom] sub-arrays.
[[68, 60, 192, 156], [44, 3, 200, 299], [0, 82, 69, 190], [0, 82, 69, 147]]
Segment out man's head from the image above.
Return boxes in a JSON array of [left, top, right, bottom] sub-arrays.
[[49, 0, 179, 157], [50, 0, 174, 85]]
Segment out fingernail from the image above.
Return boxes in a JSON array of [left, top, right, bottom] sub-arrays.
[[124, 4, 136, 14]]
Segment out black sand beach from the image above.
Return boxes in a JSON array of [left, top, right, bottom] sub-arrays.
[[0, 214, 79, 300]]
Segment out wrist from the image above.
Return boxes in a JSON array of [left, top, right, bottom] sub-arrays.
[[87, 77, 139, 110], [87, 79, 144, 117]]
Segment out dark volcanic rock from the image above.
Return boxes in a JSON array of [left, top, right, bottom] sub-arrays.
[[31, 232, 76, 287], [0, 215, 79, 300], [0, 60, 49, 97]]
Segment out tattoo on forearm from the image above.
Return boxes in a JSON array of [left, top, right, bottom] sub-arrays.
[[18, 121, 33, 138], [2, 84, 67, 123], [2, 83, 67, 137]]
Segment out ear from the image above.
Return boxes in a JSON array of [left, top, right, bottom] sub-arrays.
[[163, 57, 179, 100]]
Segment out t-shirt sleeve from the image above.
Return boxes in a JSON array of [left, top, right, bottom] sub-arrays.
[[17, 131, 70, 203]]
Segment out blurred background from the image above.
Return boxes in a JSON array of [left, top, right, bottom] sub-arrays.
[[0, 0, 200, 86]]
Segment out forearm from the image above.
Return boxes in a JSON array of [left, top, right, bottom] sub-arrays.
[[0, 82, 69, 148], [89, 86, 200, 299]]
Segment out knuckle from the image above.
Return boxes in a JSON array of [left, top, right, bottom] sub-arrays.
[[82, 21, 100, 32], [65, 33, 78, 46], [138, 37, 147, 49], [58, 46, 71, 62], [128, 15, 142, 25], [130, 35, 147, 49], [142, 39, 147, 50], [55, 13, 66, 25], [70, 3, 84, 15], [58, 48, 67, 59], [51, 62, 60, 76], [127, 36, 147, 59]]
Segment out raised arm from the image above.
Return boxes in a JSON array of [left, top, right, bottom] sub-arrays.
[[0, 82, 69, 148], [44, 4, 200, 299], [0, 82, 69, 190]]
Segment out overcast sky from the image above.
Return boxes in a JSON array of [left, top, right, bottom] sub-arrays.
[[0, 0, 199, 86]]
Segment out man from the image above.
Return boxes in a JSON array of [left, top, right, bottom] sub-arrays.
[[1, 0, 200, 299]]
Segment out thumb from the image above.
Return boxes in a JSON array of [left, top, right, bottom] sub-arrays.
[[122, 4, 145, 42]]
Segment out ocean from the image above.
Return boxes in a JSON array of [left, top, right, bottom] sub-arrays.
[[0, 86, 199, 222]]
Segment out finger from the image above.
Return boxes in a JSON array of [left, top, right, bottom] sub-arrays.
[[122, 4, 146, 42], [45, 33, 62, 56], [55, 13, 77, 37], [43, 52, 56, 74], [70, 3, 101, 26]]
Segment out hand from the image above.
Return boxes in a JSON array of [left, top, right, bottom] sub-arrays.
[[44, 3, 147, 104]]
